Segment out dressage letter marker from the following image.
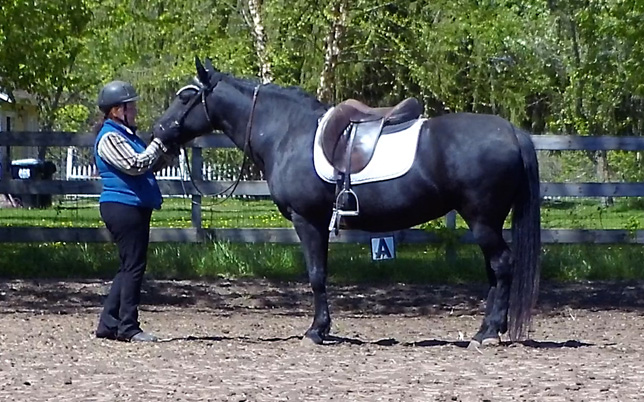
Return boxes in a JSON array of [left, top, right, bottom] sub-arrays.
[[371, 236, 395, 261]]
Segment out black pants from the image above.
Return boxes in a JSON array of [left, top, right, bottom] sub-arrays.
[[96, 202, 152, 340]]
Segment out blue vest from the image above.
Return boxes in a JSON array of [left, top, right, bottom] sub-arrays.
[[95, 119, 162, 209]]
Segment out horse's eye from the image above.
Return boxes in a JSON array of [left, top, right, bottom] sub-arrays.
[[178, 92, 194, 103]]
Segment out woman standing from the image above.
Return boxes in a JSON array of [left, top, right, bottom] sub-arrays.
[[93, 80, 177, 342]]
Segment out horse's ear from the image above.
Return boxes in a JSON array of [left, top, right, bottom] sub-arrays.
[[195, 56, 210, 86], [204, 57, 217, 73]]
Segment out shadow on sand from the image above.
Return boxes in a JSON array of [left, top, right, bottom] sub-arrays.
[[157, 333, 596, 349], [2, 278, 644, 318]]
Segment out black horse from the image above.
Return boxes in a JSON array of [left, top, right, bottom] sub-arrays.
[[153, 57, 541, 346]]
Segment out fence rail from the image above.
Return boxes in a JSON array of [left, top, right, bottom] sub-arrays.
[[5, 132, 644, 150], [2, 131, 644, 244], [3, 179, 644, 199]]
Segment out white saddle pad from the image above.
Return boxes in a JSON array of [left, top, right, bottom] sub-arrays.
[[313, 107, 425, 184]]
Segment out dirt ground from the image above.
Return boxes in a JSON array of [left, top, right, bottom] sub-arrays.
[[1, 278, 643, 401]]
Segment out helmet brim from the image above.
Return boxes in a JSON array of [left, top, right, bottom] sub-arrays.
[[122, 95, 140, 103]]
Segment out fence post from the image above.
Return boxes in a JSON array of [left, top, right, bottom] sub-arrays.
[[65, 147, 74, 180], [445, 210, 457, 263], [190, 147, 203, 240]]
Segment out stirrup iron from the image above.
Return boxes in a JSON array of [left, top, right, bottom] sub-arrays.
[[329, 188, 360, 233]]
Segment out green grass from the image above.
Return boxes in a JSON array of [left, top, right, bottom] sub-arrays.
[[2, 241, 644, 283], [540, 244, 644, 281], [540, 198, 644, 230], [2, 196, 644, 282], [3, 196, 644, 230], [0, 197, 290, 228]]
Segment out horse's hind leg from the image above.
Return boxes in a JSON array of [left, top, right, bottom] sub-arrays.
[[291, 212, 331, 345], [469, 222, 513, 345]]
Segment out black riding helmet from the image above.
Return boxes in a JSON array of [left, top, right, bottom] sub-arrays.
[[97, 80, 140, 114]]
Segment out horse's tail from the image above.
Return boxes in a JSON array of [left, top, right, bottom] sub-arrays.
[[509, 128, 541, 341]]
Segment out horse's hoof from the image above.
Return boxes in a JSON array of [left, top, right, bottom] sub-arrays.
[[300, 336, 320, 346], [467, 340, 481, 350], [481, 337, 501, 347], [302, 332, 324, 345]]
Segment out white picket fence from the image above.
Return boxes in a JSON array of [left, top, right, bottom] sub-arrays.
[[64, 147, 226, 198], [65, 147, 219, 181]]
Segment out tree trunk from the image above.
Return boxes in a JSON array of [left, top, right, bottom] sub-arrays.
[[246, 0, 272, 84], [595, 150, 613, 207], [568, 18, 584, 123], [38, 49, 79, 160], [317, 0, 348, 104]]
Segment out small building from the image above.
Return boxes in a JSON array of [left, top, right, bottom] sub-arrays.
[[0, 88, 39, 132], [0, 89, 43, 207], [0, 88, 39, 164]]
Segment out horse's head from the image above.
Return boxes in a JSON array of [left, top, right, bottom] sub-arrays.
[[152, 56, 225, 146]]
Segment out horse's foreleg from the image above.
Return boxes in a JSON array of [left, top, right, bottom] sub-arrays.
[[292, 213, 331, 345]]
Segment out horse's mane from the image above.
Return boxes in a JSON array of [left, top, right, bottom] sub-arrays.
[[212, 72, 328, 112]]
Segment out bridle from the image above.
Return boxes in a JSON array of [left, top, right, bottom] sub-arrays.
[[169, 83, 214, 134], [166, 81, 261, 203]]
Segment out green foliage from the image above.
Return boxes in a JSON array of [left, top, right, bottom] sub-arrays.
[[2, 0, 641, 141], [607, 151, 644, 182], [0, 0, 98, 129], [262, 0, 327, 91], [54, 104, 92, 132], [545, 0, 644, 135]]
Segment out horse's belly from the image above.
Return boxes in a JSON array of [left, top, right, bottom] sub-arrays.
[[333, 170, 449, 231], [342, 214, 441, 232], [340, 197, 449, 232]]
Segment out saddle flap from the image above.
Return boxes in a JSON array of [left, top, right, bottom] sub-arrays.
[[350, 119, 385, 172], [326, 120, 384, 174], [319, 104, 353, 164]]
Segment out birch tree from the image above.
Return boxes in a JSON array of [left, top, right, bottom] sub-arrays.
[[242, 0, 273, 83], [317, 0, 348, 103]]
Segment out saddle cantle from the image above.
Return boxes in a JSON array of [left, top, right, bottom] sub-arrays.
[[319, 97, 423, 174]]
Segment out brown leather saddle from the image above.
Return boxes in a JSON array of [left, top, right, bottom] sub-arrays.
[[319, 97, 423, 233], [319, 97, 423, 174]]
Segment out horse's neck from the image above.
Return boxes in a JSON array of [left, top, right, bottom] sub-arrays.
[[212, 89, 274, 171], [212, 82, 326, 176], [212, 89, 253, 146]]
